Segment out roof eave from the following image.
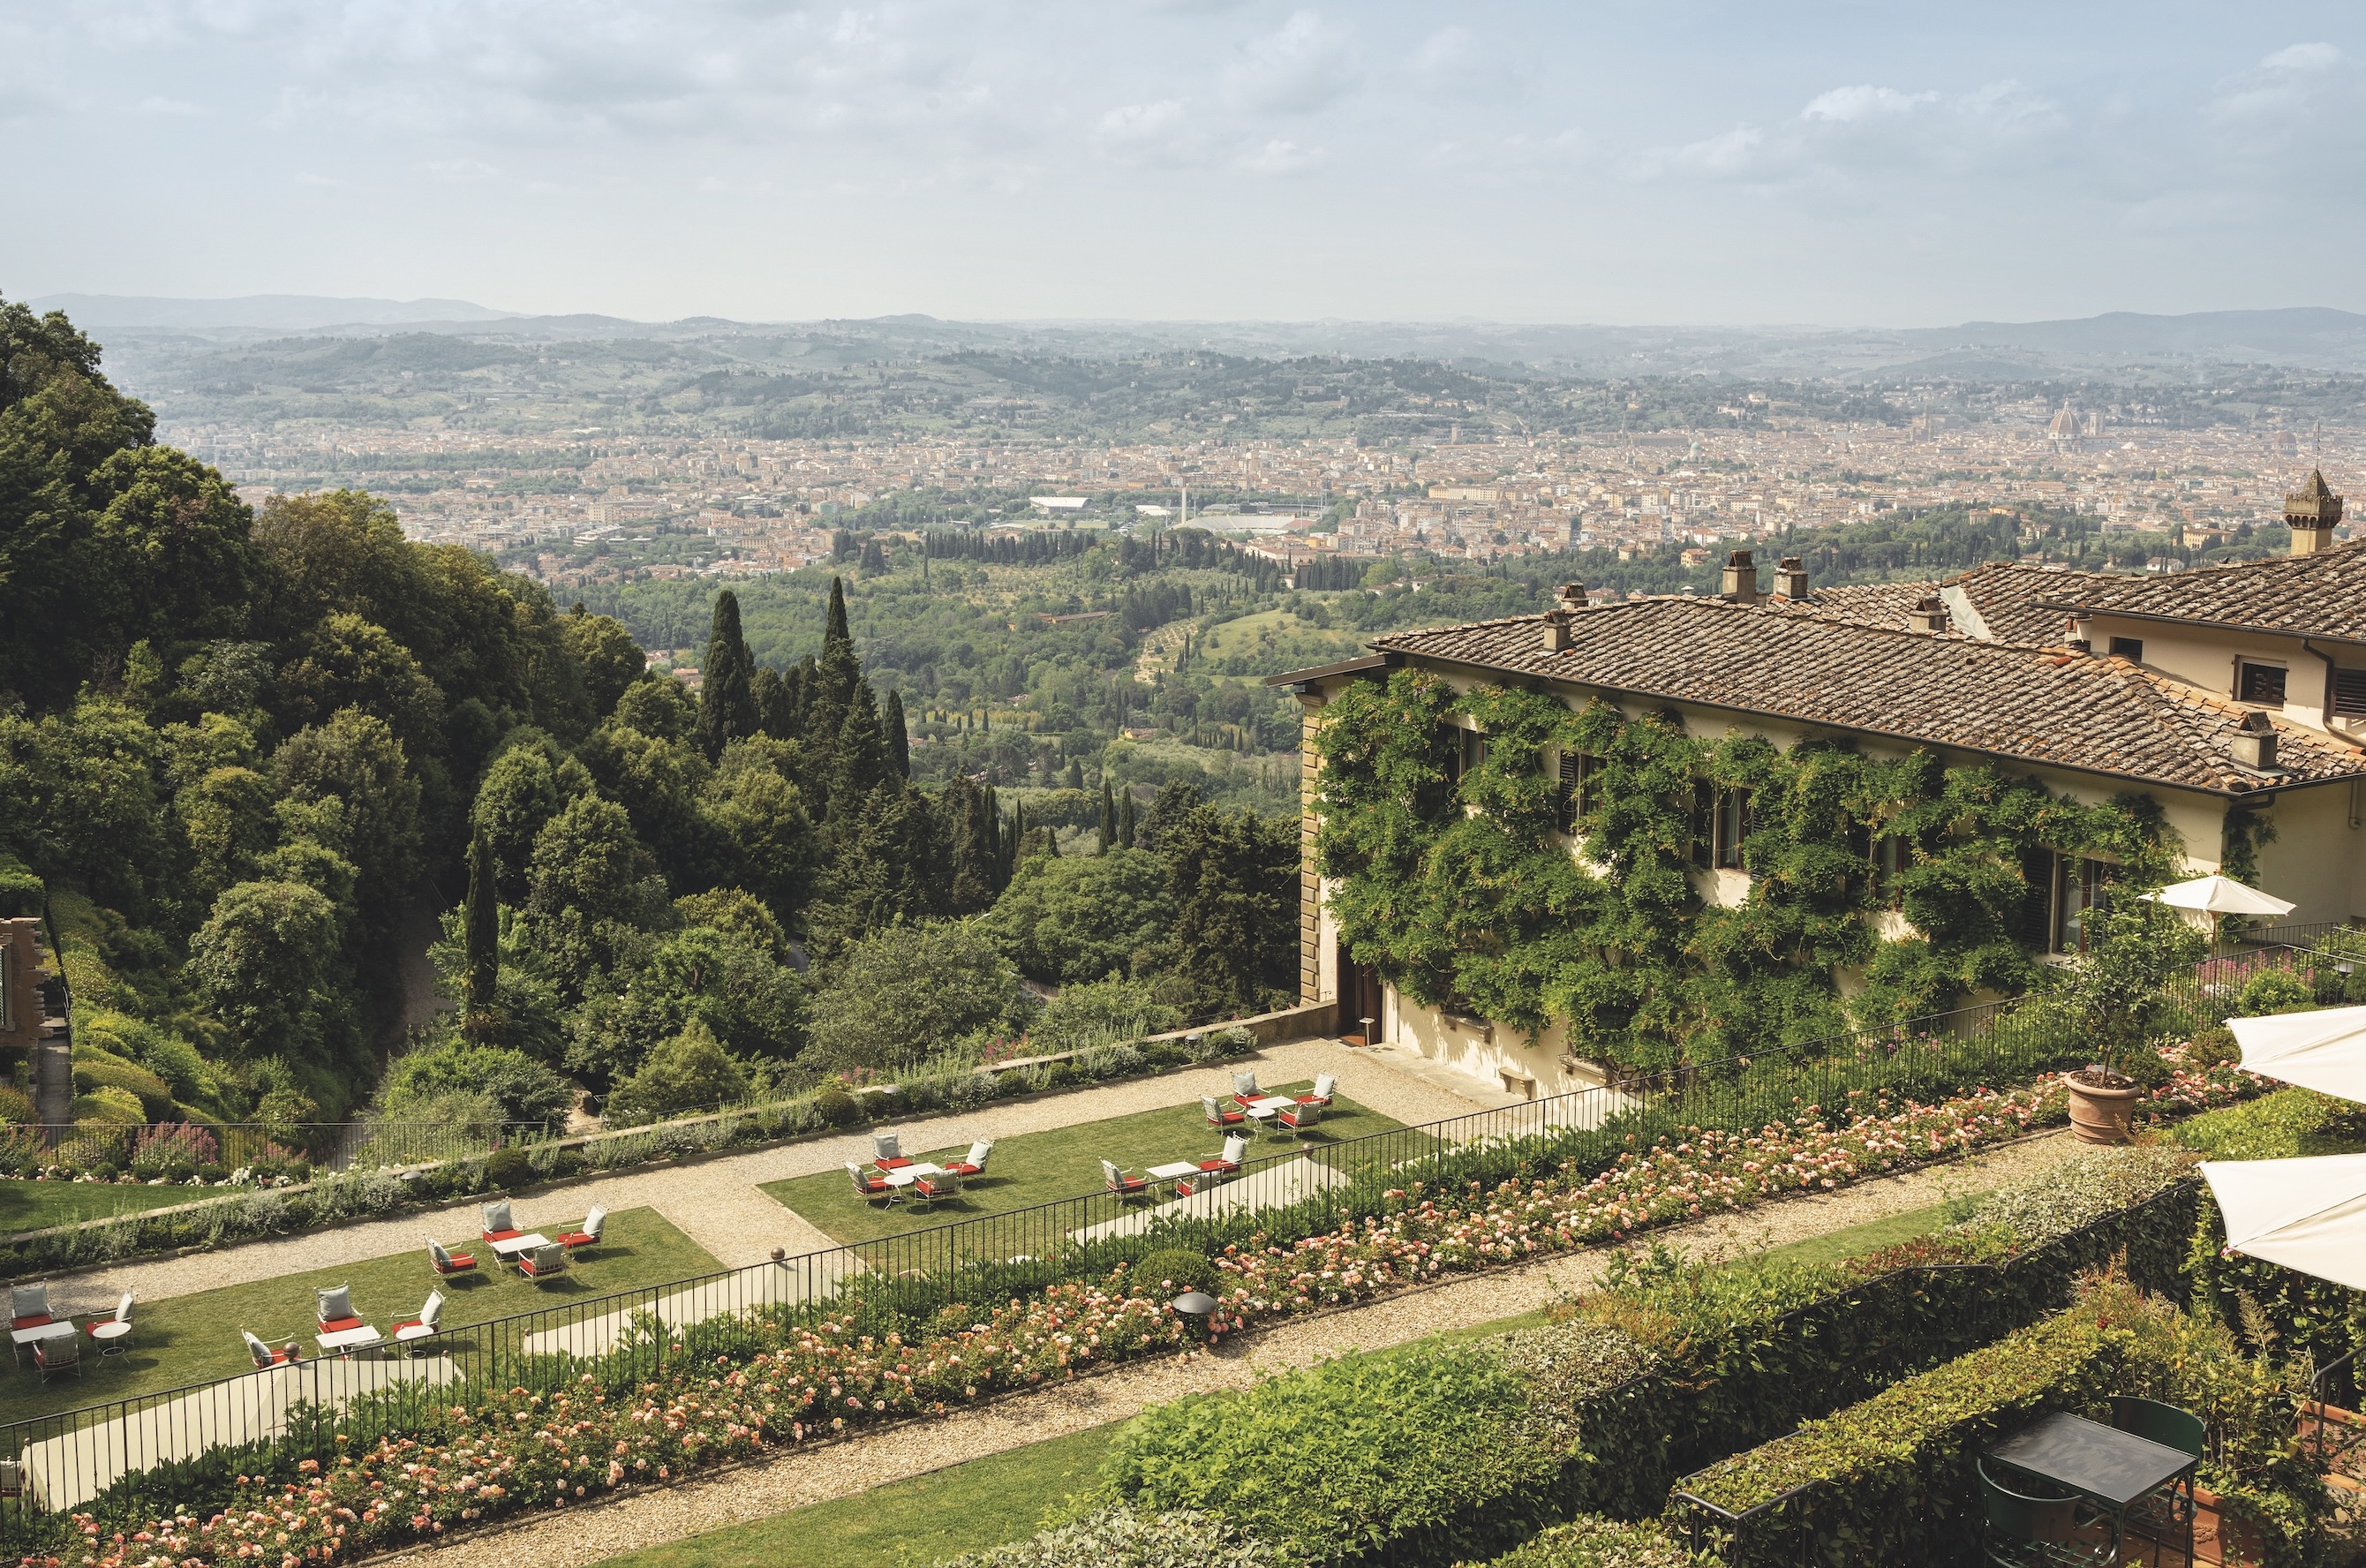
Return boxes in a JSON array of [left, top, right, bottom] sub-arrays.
[[2032, 600, 2366, 651], [1263, 652, 1398, 689]]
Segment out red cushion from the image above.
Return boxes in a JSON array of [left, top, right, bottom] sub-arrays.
[[391, 1319, 424, 1334], [483, 1228, 521, 1243], [438, 1253, 477, 1271], [1296, 1094, 1328, 1104], [556, 1232, 593, 1248], [946, 1162, 980, 1175], [319, 1315, 364, 1333], [12, 1314, 52, 1331], [874, 1157, 913, 1169], [1199, 1158, 1235, 1171], [1232, 1094, 1256, 1107]]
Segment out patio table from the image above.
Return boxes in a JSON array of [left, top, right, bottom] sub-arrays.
[[881, 1164, 943, 1196], [1244, 1095, 1297, 1131], [1147, 1160, 1202, 1194], [11, 1320, 77, 1368], [1986, 1410, 2196, 1560], [489, 1232, 550, 1260], [315, 1324, 384, 1357]]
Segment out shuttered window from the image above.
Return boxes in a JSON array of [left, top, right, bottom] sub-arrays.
[[2335, 668, 2366, 718]]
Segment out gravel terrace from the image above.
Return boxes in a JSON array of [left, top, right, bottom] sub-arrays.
[[43, 1038, 1480, 1315], [368, 1125, 2090, 1568]]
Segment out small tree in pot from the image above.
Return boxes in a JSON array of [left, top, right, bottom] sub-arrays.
[[2060, 887, 2205, 1142]]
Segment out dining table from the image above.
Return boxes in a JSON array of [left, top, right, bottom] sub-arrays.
[[489, 1232, 551, 1261], [315, 1323, 385, 1357], [1243, 1095, 1299, 1131], [11, 1319, 77, 1368], [1985, 1410, 2196, 1561]]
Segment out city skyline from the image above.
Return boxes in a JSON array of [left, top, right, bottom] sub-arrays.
[[4, 3, 2363, 326]]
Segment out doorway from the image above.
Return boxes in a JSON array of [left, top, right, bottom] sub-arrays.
[[1336, 939, 1383, 1045]]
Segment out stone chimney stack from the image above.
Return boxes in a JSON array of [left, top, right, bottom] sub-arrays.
[[1720, 550, 1758, 602], [2230, 709, 2280, 771], [1543, 609, 1574, 652], [1557, 582, 1587, 613], [2286, 469, 2344, 555], [1774, 556, 1810, 599], [2065, 614, 2091, 655], [1907, 596, 1950, 634]]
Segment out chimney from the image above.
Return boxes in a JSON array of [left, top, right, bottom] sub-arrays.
[[1556, 582, 1587, 613], [1907, 596, 1950, 634], [2230, 709, 2280, 771], [1720, 549, 1758, 602], [1543, 608, 1574, 652], [2285, 469, 2345, 555], [1774, 556, 1810, 599]]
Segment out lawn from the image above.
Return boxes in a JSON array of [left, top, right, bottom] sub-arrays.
[[5, 1205, 720, 1423], [596, 1421, 1123, 1568], [0, 1179, 215, 1236], [760, 1081, 1412, 1248]]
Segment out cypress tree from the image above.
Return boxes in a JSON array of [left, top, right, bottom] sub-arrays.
[[818, 577, 858, 712], [752, 666, 793, 740], [463, 829, 499, 1035], [697, 590, 758, 761], [1119, 787, 1136, 849], [832, 677, 889, 818], [885, 689, 909, 780], [1098, 779, 1116, 854], [1066, 758, 1084, 791]]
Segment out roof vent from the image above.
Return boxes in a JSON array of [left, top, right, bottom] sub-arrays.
[[1543, 608, 1574, 652], [1720, 550, 1758, 603], [1774, 557, 1810, 599], [2230, 709, 2279, 771], [1557, 582, 1587, 613], [1907, 596, 1950, 634]]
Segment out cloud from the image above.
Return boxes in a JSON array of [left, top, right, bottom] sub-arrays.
[[1407, 26, 1517, 100], [1223, 11, 1355, 115], [1641, 79, 2065, 186], [1237, 137, 1323, 175], [136, 94, 205, 115], [423, 158, 500, 182], [1800, 85, 1936, 124], [2207, 41, 2365, 159]]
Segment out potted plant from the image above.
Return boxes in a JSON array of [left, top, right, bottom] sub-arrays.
[[2060, 888, 2205, 1143]]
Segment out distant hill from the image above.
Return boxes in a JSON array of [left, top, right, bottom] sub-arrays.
[[1892, 307, 2366, 365], [27, 293, 520, 331]]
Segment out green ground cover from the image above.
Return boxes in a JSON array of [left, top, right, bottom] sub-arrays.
[[760, 1081, 1412, 1246], [597, 1421, 1122, 1568], [2168, 1084, 2366, 1160], [0, 1180, 215, 1235], [5, 1206, 719, 1423]]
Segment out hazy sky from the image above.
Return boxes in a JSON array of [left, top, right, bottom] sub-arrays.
[[5, 2, 2363, 325]]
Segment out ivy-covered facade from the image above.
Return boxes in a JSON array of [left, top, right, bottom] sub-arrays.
[[1274, 550, 2366, 1091]]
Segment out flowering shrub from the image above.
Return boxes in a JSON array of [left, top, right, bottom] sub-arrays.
[[128, 1124, 221, 1180]]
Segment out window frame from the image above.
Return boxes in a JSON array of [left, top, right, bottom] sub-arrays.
[[2051, 852, 2117, 954], [2237, 661, 2289, 709], [2106, 635, 2144, 662], [1555, 749, 1594, 835], [2333, 667, 2366, 720]]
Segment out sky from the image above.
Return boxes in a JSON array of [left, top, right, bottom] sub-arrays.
[[4, 2, 2364, 326]]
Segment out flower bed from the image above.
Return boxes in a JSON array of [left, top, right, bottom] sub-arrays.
[[14, 1048, 2260, 1568]]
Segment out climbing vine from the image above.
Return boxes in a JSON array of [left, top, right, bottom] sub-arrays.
[[1313, 669, 2182, 1074]]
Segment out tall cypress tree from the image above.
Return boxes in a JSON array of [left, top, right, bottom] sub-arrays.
[[463, 829, 499, 1035], [884, 689, 909, 780], [831, 677, 889, 819], [1118, 787, 1136, 850], [697, 590, 758, 761], [818, 577, 859, 712], [1066, 758, 1084, 791], [752, 666, 792, 740], [1098, 779, 1116, 855]]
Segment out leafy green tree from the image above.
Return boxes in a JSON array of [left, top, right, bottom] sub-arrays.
[[87, 444, 257, 654], [1136, 780, 1205, 854], [471, 734, 595, 902], [611, 676, 698, 743], [705, 739, 816, 920], [585, 716, 724, 888], [0, 697, 165, 913], [602, 1017, 749, 1123], [1066, 758, 1085, 791], [809, 782, 951, 959], [1160, 804, 1298, 1019], [187, 880, 343, 1061], [568, 923, 805, 1084], [557, 606, 643, 720], [275, 613, 444, 750], [381, 1039, 572, 1127], [463, 829, 499, 1032], [174, 764, 275, 923], [273, 709, 423, 940], [805, 918, 1032, 1073], [983, 848, 1173, 984], [697, 589, 758, 761], [672, 887, 789, 957], [524, 792, 659, 999], [1031, 973, 1183, 1054]]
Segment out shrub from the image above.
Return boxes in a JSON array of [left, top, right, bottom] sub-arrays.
[[483, 1146, 534, 1191], [73, 1087, 147, 1123], [2171, 1086, 2366, 1162], [941, 1508, 1280, 1568], [2187, 1023, 2242, 1070], [810, 1084, 860, 1126], [0, 1084, 33, 1125], [1132, 1248, 1215, 1293], [130, 1122, 220, 1180], [1101, 1345, 1562, 1568], [604, 1019, 748, 1123], [381, 1041, 573, 1128], [1477, 1517, 1710, 1568], [72, 1050, 175, 1119], [1033, 974, 1185, 1057], [0, 856, 44, 917], [2236, 968, 2317, 1017]]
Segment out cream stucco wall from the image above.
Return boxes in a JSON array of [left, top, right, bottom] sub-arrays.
[[1383, 989, 1612, 1097], [2251, 781, 2366, 925]]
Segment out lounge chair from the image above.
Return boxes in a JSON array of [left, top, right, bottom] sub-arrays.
[[872, 1132, 912, 1169], [518, 1242, 567, 1282], [1175, 1171, 1227, 1198], [848, 1161, 895, 1204], [427, 1238, 478, 1276], [1231, 1070, 1262, 1108], [945, 1140, 993, 1176], [242, 1331, 296, 1369], [1200, 1135, 1249, 1173], [34, 1331, 79, 1383], [481, 1200, 521, 1244], [10, 1282, 53, 1366], [392, 1291, 445, 1353], [1277, 1101, 1322, 1134], [86, 1293, 134, 1357], [1102, 1159, 1149, 1201], [1203, 1094, 1246, 1128], [1297, 1074, 1337, 1107], [315, 1285, 364, 1335], [913, 1169, 961, 1210], [556, 1207, 606, 1253]]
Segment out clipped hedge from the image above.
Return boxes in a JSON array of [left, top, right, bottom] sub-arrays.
[[943, 1508, 1282, 1568], [1469, 1517, 1709, 1568]]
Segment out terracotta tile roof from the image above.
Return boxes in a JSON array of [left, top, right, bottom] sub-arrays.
[[2031, 539, 2366, 644], [1771, 562, 2113, 646], [1366, 597, 2366, 796]]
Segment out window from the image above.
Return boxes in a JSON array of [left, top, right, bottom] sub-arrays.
[[2239, 662, 2288, 707], [1556, 750, 1593, 834], [1462, 729, 1488, 779], [2107, 636, 2144, 662], [1708, 788, 1751, 870], [1442, 725, 1487, 783], [1872, 835, 1907, 907], [2052, 854, 2116, 954], [2335, 668, 2366, 719]]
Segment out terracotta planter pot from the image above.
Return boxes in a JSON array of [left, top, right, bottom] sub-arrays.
[[2065, 1073, 2143, 1145]]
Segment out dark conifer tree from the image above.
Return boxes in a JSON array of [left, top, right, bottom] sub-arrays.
[[1066, 758, 1084, 791], [1098, 779, 1116, 855], [697, 590, 758, 761], [1118, 787, 1136, 850], [831, 677, 889, 819], [463, 828, 499, 1035], [752, 665, 793, 740], [885, 689, 909, 780]]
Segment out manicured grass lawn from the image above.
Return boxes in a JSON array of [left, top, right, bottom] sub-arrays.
[[7, 1206, 720, 1423], [0, 1179, 214, 1236], [759, 1081, 1412, 1247], [596, 1421, 1124, 1568]]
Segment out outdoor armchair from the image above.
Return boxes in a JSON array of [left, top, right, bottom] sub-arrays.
[[11, 1281, 52, 1331], [557, 1207, 607, 1252], [914, 1169, 961, 1210], [1231, 1071, 1262, 1107], [945, 1140, 993, 1176], [392, 1291, 446, 1352], [1175, 1171, 1226, 1198], [847, 1162, 894, 1203], [315, 1285, 364, 1334], [86, 1293, 133, 1356], [1202, 1095, 1246, 1128], [1298, 1074, 1337, 1107], [480, 1201, 520, 1243], [241, 1331, 296, 1370], [1102, 1159, 1149, 1201], [1200, 1135, 1248, 1173], [872, 1132, 912, 1169], [34, 1331, 79, 1383], [518, 1243, 568, 1282], [1277, 1101, 1322, 1133], [427, 1238, 478, 1276], [1977, 1457, 2118, 1567], [2109, 1397, 2202, 1546]]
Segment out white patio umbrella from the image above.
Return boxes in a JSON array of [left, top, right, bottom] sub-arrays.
[[2200, 1153, 2366, 1291], [2227, 1003, 2366, 1104], [2141, 874, 2296, 917]]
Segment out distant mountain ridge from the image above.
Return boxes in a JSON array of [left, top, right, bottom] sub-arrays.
[[27, 295, 2366, 375]]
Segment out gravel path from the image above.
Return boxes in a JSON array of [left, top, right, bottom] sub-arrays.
[[49, 1039, 1472, 1315], [368, 1127, 2091, 1568]]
